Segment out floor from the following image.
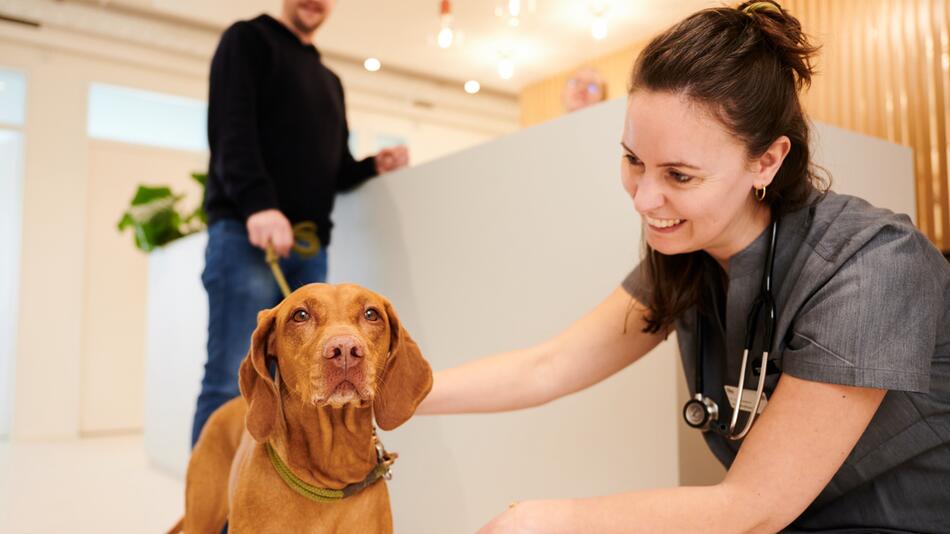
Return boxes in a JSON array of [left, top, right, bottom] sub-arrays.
[[0, 434, 185, 533]]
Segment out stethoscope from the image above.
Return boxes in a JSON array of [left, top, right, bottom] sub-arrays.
[[682, 218, 778, 441]]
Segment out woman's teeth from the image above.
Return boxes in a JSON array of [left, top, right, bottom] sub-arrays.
[[646, 217, 684, 228]]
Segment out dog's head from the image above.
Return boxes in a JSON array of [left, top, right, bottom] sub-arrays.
[[238, 283, 433, 442]]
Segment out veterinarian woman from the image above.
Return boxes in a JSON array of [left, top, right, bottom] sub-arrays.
[[416, 2, 950, 532]]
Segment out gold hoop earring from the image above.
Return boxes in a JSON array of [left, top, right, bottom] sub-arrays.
[[755, 186, 767, 201]]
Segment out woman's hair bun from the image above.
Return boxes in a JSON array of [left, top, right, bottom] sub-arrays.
[[737, 1, 819, 89]]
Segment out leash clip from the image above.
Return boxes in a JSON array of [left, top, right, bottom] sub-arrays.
[[374, 435, 398, 481]]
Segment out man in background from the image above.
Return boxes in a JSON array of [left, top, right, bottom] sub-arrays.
[[193, 0, 408, 445]]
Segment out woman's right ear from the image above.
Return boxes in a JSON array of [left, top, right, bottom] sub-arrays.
[[238, 307, 279, 442]]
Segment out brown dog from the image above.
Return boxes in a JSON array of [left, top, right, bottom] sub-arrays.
[[167, 283, 433, 533]]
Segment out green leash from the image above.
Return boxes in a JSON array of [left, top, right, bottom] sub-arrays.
[[265, 221, 321, 298]]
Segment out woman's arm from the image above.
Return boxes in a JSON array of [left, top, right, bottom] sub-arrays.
[[416, 287, 669, 415], [477, 373, 886, 533]]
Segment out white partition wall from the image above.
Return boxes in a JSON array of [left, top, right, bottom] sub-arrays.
[[810, 123, 916, 221], [145, 97, 914, 533]]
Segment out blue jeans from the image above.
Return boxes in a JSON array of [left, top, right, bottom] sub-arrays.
[[192, 218, 328, 446]]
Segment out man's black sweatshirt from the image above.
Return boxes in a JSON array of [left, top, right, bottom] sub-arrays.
[[204, 14, 376, 247]]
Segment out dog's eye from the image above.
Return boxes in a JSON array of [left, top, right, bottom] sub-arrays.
[[292, 309, 310, 323], [364, 308, 380, 322]]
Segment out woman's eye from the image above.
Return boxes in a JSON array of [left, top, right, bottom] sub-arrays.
[[364, 308, 380, 322], [292, 309, 310, 322], [624, 154, 642, 166], [669, 170, 693, 183]]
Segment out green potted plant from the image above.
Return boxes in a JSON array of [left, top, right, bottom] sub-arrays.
[[117, 172, 207, 252]]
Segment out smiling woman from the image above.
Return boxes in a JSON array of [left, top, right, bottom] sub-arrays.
[[417, 1, 950, 532]]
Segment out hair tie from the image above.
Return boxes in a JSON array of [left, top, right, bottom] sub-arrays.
[[742, 2, 782, 16]]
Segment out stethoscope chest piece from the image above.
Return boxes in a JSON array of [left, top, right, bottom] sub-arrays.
[[683, 393, 718, 431]]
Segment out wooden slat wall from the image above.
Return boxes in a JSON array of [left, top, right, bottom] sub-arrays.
[[520, 1, 950, 250], [785, 0, 950, 250]]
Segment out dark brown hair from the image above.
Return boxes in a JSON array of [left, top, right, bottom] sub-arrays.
[[629, 0, 826, 334]]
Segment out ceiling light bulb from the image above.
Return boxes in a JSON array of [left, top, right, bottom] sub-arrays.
[[592, 17, 608, 40], [464, 80, 481, 94], [508, 0, 521, 17], [498, 59, 514, 80], [363, 58, 381, 72], [438, 25, 454, 48]]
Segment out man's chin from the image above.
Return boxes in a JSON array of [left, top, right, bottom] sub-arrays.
[[295, 13, 325, 33]]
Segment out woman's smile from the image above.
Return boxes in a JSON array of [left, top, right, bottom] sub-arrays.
[[644, 216, 685, 232]]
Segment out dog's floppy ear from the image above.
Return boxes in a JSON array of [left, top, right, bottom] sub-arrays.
[[239, 307, 279, 442], [374, 300, 433, 431]]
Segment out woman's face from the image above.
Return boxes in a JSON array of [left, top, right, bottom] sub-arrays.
[[621, 90, 768, 262]]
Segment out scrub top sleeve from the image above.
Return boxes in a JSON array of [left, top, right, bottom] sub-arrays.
[[621, 261, 652, 305], [782, 226, 942, 393]]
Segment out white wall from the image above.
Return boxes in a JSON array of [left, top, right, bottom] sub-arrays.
[[811, 123, 916, 221]]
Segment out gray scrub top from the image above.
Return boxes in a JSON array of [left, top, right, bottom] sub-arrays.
[[623, 190, 950, 533]]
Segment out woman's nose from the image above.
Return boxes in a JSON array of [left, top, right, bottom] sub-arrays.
[[632, 173, 665, 214]]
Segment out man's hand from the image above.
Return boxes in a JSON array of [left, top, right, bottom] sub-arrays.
[[375, 145, 409, 174], [246, 209, 293, 257]]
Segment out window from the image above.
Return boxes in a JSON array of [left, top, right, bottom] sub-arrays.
[[0, 67, 26, 439], [0, 69, 26, 126], [87, 83, 207, 152]]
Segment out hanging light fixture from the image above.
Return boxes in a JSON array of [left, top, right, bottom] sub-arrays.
[[591, 16, 607, 40], [495, 0, 536, 27], [498, 53, 514, 80], [590, 1, 609, 41], [437, 0, 454, 49]]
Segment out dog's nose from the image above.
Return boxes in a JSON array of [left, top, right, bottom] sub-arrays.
[[323, 335, 364, 368]]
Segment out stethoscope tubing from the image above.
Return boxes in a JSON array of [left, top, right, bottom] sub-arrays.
[[690, 217, 779, 440]]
